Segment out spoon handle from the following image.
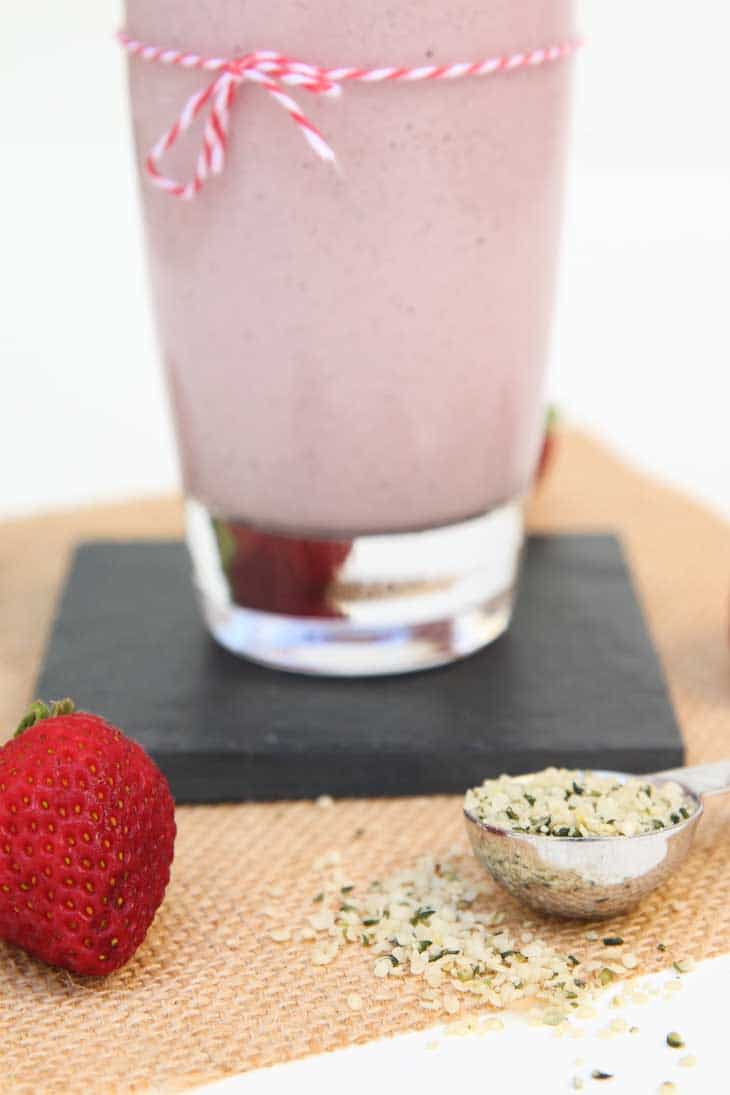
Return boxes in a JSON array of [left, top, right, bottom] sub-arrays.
[[651, 759, 730, 799]]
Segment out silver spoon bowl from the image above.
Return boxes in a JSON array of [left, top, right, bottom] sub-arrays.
[[464, 761, 730, 919]]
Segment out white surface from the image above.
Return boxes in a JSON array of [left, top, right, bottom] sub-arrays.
[[1, 1, 729, 518], [196, 957, 724, 1095]]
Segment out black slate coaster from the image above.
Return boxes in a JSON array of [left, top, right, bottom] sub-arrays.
[[35, 536, 683, 803]]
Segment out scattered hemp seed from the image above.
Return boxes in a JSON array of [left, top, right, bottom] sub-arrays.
[[657, 943, 667, 952], [465, 768, 696, 837], [591, 1070, 613, 1081], [312, 850, 341, 870], [603, 937, 624, 947], [311, 939, 339, 966], [374, 957, 393, 978], [268, 928, 291, 943], [309, 908, 335, 932], [666, 1032, 684, 1049], [301, 854, 600, 1015], [483, 1018, 504, 1032]]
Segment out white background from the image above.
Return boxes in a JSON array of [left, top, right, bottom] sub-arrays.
[[1, 1, 729, 519]]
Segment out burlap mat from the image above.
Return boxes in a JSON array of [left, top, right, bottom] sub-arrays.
[[0, 430, 728, 1094]]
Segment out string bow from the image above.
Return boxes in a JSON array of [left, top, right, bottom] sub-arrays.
[[119, 33, 581, 200]]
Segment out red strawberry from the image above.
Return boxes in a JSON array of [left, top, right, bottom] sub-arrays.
[[535, 405, 559, 486], [215, 520, 352, 617], [0, 699, 175, 976]]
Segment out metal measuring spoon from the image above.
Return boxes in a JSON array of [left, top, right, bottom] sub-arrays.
[[464, 761, 730, 918]]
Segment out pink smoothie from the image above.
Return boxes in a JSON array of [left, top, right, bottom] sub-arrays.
[[126, 1, 574, 536]]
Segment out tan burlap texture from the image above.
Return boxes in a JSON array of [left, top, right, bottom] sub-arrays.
[[0, 430, 728, 1094]]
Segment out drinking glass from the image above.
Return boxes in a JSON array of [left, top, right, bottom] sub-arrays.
[[124, 0, 575, 675]]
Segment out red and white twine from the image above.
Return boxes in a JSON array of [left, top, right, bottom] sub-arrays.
[[119, 31, 581, 200]]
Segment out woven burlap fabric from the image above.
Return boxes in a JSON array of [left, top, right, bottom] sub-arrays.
[[0, 430, 728, 1094]]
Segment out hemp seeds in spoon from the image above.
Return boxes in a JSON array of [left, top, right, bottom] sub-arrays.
[[465, 768, 696, 838]]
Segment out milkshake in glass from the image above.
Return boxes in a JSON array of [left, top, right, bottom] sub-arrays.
[[124, 0, 575, 674]]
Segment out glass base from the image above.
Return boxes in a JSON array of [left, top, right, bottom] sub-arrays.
[[185, 499, 523, 677]]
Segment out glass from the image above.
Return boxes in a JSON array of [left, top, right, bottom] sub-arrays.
[[124, 0, 575, 675]]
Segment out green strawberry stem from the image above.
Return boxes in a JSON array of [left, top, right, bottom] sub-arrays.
[[15, 698, 76, 737]]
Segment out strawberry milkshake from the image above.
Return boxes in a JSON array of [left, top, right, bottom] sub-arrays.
[[124, 0, 576, 674]]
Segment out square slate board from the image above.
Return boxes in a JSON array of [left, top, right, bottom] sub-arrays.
[[35, 536, 684, 803]]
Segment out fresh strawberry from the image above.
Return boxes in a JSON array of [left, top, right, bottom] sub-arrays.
[[535, 405, 559, 485], [0, 700, 175, 976], [215, 520, 352, 617]]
